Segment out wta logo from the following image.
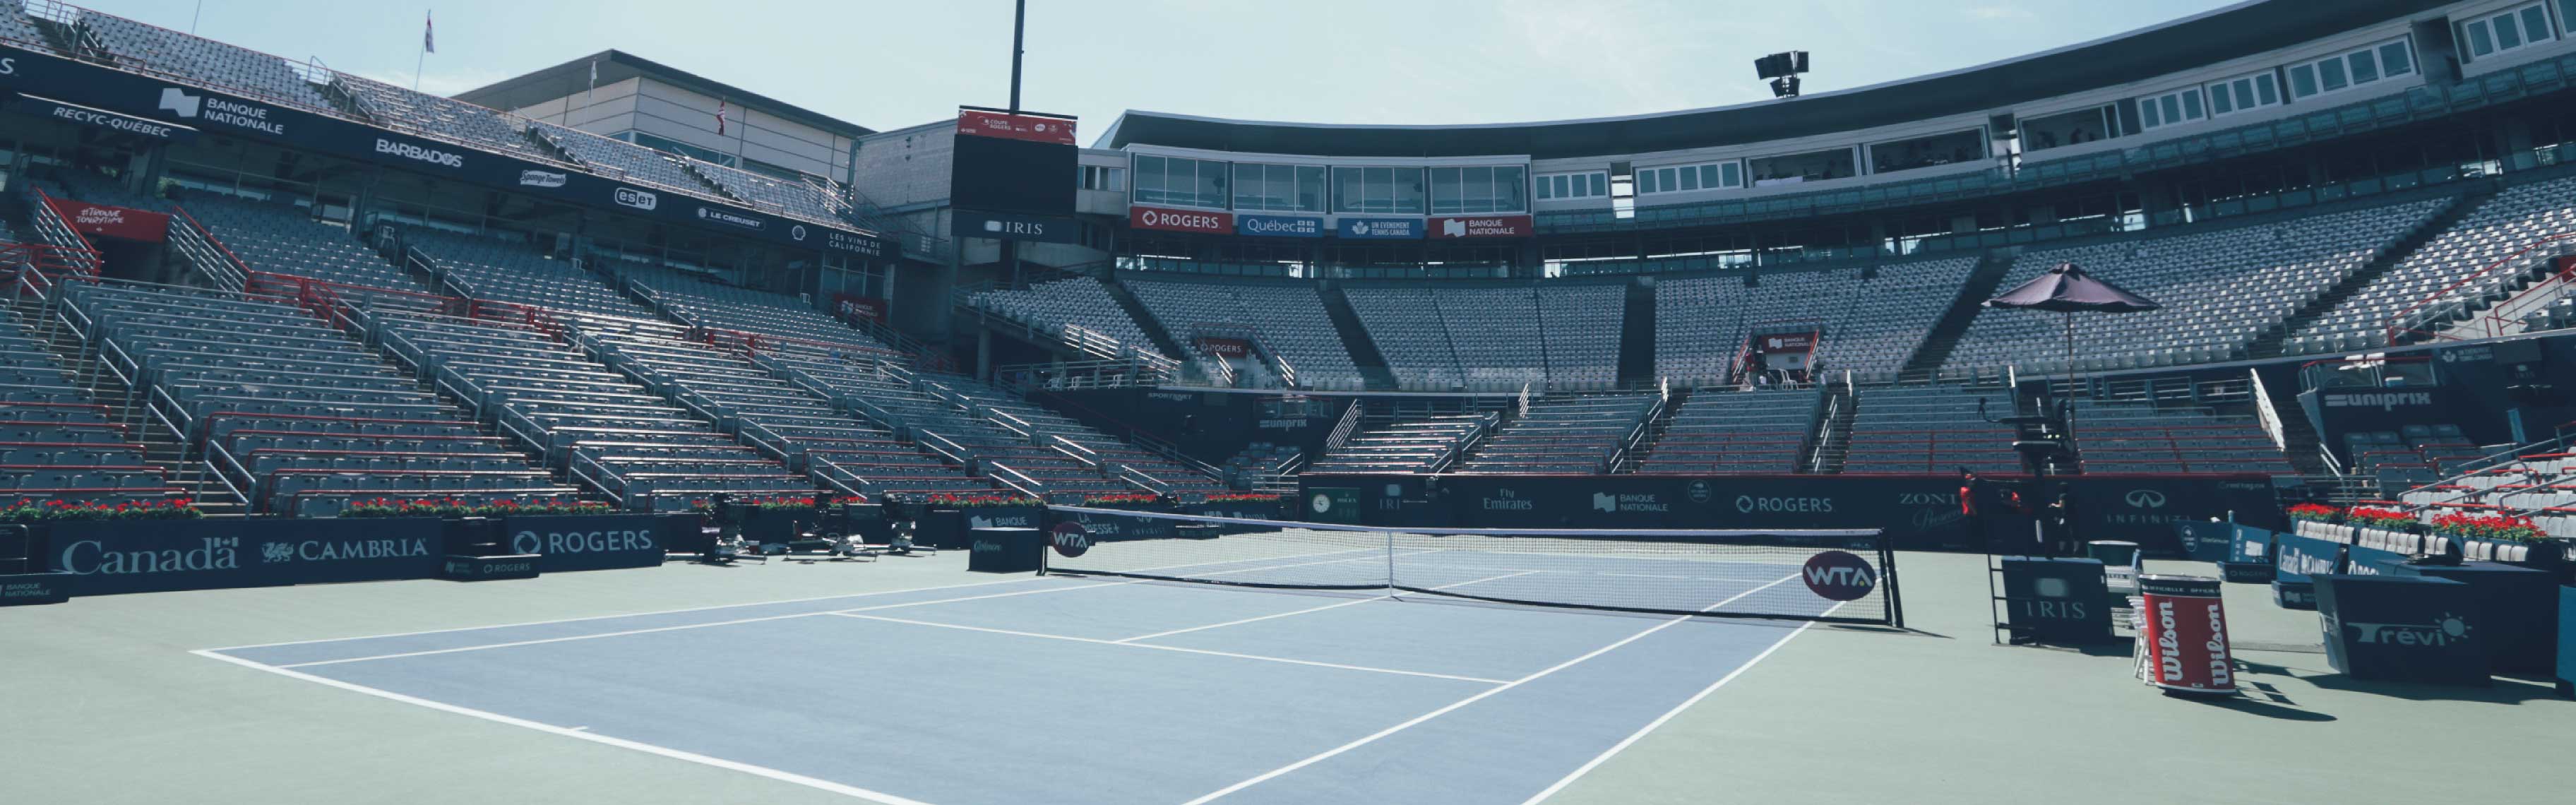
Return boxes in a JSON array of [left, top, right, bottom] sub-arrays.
[[1049, 522, 1092, 559], [1800, 551, 1876, 601]]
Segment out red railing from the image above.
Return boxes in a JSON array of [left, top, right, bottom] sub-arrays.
[[2381, 232, 2576, 346]]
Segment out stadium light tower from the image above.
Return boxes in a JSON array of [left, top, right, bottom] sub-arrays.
[[1755, 51, 1810, 99]]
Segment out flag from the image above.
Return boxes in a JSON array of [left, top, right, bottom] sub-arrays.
[[422, 11, 435, 54], [588, 59, 597, 88], [715, 99, 728, 136]]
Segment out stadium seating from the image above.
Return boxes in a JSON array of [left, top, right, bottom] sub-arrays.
[[0, 3, 41, 47], [2070, 400, 2295, 475], [1815, 258, 1979, 379], [70, 10, 332, 109], [2344, 426, 2489, 491], [2292, 176, 2576, 352], [410, 230, 650, 319], [1123, 276, 1364, 390], [1343, 283, 1624, 391], [618, 263, 902, 359], [1457, 393, 1656, 474], [1842, 386, 2020, 474], [1309, 413, 1493, 474], [1344, 285, 1463, 390], [1534, 282, 1623, 387], [970, 277, 1166, 359], [1633, 389, 1821, 475], [370, 308, 809, 510], [1943, 199, 2441, 372], [40, 168, 173, 212], [61, 282, 570, 514], [0, 301, 169, 503], [333, 73, 556, 162], [1653, 273, 1753, 387], [920, 372, 1228, 499], [532, 121, 714, 196], [688, 159, 842, 223], [182, 194, 428, 294]]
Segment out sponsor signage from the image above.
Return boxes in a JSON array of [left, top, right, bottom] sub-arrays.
[[501, 514, 674, 573], [1307, 487, 1361, 524], [2315, 575, 2488, 684], [1236, 213, 1324, 239], [957, 108, 1078, 145], [43, 197, 169, 242], [1048, 522, 1092, 558], [0, 572, 71, 606], [951, 208, 1080, 244], [2000, 556, 2115, 643], [1428, 214, 1534, 239], [2135, 576, 2234, 691], [1196, 336, 1251, 358], [1800, 551, 1878, 601], [443, 554, 540, 582], [0, 43, 893, 259], [13, 93, 195, 140], [832, 292, 888, 324], [2320, 390, 2434, 411], [967, 527, 1044, 573], [1336, 217, 1423, 239], [1758, 333, 1815, 352], [49, 518, 443, 596], [1131, 205, 1233, 234]]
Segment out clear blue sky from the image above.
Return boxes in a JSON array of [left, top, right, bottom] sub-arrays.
[[78, 0, 2243, 139]]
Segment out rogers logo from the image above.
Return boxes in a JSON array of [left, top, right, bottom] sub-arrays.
[[1136, 208, 1224, 231], [614, 187, 659, 210]]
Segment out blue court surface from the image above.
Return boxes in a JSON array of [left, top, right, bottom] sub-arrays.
[[198, 552, 1847, 805]]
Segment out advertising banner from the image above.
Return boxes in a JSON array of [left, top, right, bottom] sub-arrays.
[[11, 92, 196, 140], [44, 197, 169, 242], [1130, 205, 1232, 234], [1236, 214, 1325, 238], [956, 108, 1078, 145], [1196, 337, 1251, 358], [1756, 333, 1816, 352], [49, 518, 446, 596], [2135, 576, 2234, 693], [830, 292, 887, 324], [1427, 215, 1534, 239], [1336, 217, 1424, 239], [0, 44, 891, 259], [499, 514, 674, 573], [951, 208, 1080, 244]]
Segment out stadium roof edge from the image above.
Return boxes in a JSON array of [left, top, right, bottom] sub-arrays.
[[1099, 0, 2447, 159], [454, 49, 874, 139]]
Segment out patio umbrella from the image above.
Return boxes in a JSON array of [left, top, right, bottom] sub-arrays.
[[1984, 262, 2161, 377]]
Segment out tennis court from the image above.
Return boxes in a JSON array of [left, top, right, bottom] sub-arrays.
[[196, 520, 1893, 805]]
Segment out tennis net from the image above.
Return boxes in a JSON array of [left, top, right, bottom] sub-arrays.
[[1037, 506, 1901, 626]]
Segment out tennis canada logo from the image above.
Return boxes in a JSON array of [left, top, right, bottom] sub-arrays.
[[1686, 479, 1714, 503], [1800, 551, 1876, 601], [1049, 522, 1092, 559]]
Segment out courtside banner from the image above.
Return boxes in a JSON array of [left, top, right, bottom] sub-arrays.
[[957, 108, 1078, 145], [1336, 217, 1424, 239], [10, 92, 196, 140], [499, 514, 672, 573], [49, 518, 444, 596], [44, 196, 169, 242], [1131, 205, 1232, 234], [0, 43, 891, 259], [1237, 213, 1325, 238]]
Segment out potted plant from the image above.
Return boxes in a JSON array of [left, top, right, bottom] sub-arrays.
[[2431, 511, 2563, 570]]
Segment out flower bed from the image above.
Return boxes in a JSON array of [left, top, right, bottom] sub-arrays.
[[919, 494, 1041, 509], [2286, 503, 2342, 523], [2431, 511, 2546, 543], [2, 497, 203, 523], [344, 498, 616, 518]]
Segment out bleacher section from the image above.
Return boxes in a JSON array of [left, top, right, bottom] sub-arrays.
[[2070, 400, 2295, 475], [370, 308, 817, 510], [1309, 413, 1493, 474], [61, 282, 569, 514], [2346, 426, 2487, 492], [619, 263, 902, 359], [0, 301, 169, 503], [1843, 386, 2020, 474], [1654, 258, 1973, 386], [1342, 283, 1626, 391], [1633, 390, 1820, 475], [1943, 200, 2441, 372], [689, 159, 842, 223], [532, 122, 712, 195], [753, 346, 1012, 499], [2294, 176, 2576, 352], [970, 277, 1164, 357], [1818, 258, 1978, 378], [1124, 277, 1364, 390], [70, 10, 331, 108], [2397, 449, 2576, 539], [334, 73, 557, 163], [410, 231, 648, 319], [183, 195, 427, 294], [1457, 393, 1655, 474], [40, 168, 172, 212], [923, 373, 1227, 499]]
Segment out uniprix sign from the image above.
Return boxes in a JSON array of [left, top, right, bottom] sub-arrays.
[[1131, 206, 1232, 234]]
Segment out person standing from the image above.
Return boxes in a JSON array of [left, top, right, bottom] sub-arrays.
[[1957, 468, 1981, 551]]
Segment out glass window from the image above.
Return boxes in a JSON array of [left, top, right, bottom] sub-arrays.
[[2290, 64, 2318, 97], [2349, 49, 2378, 84], [2469, 21, 2496, 56], [2564, 0, 2576, 35], [2208, 85, 2234, 115], [2498, 13, 2524, 49], [1133, 155, 1166, 204], [1231, 163, 1263, 210], [2379, 42, 2412, 76], [1430, 168, 1462, 213], [1333, 167, 1364, 213], [2318, 58, 2348, 91], [1638, 170, 1657, 194], [1719, 162, 1740, 188], [1591, 173, 1609, 196], [2525, 5, 2553, 42], [2256, 73, 2280, 105], [1392, 167, 1423, 214], [1495, 166, 1524, 211], [2157, 94, 2181, 123], [1195, 161, 1224, 208], [2140, 100, 2161, 129], [1678, 165, 1700, 191], [2180, 90, 2202, 120], [1296, 166, 1323, 211]]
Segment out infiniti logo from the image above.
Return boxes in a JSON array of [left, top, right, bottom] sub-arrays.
[[2125, 489, 2167, 508]]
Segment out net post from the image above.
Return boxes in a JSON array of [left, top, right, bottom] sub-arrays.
[[1879, 530, 1903, 629], [1384, 527, 1397, 600]]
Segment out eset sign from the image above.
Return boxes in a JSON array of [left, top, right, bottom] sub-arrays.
[[1130, 205, 1233, 234]]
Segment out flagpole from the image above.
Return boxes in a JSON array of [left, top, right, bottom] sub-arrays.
[[412, 48, 425, 91]]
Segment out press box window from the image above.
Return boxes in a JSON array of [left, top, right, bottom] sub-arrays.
[[1537, 172, 1607, 200], [1634, 162, 1741, 194], [2136, 88, 2205, 131], [2459, 2, 2557, 59], [2286, 37, 2416, 100], [2202, 73, 2280, 117]]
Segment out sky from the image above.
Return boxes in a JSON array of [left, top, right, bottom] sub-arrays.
[[73, 0, 2246, 140]]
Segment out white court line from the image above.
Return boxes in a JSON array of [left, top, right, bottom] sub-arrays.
[[830, 612, 1507, 685], [203, 544, 1379, 655], [1517, 598, 1850, 805], [1175, 573, 1801, 805], [273, 582, 1130, 669], [191, 650, 941, 805], [1114, 570, 1542, 644]]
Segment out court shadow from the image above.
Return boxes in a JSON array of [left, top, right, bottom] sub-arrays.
[[2179, 693, 2337, 722], [2302, 674, 2564, 704]]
